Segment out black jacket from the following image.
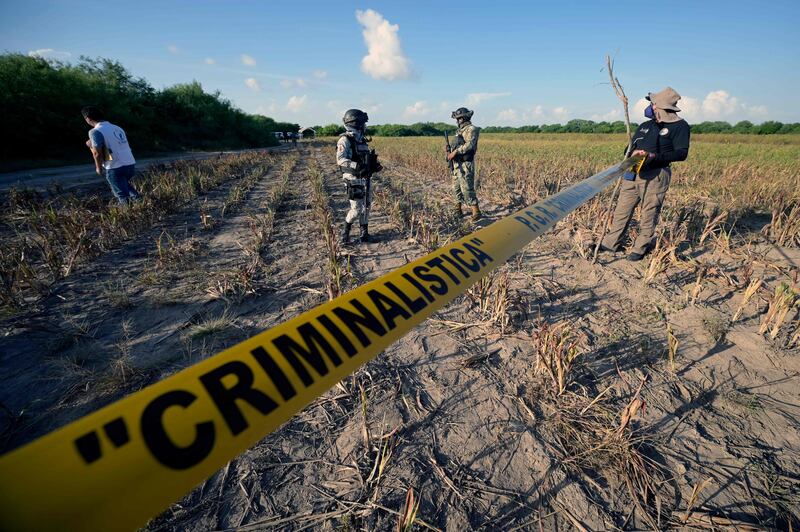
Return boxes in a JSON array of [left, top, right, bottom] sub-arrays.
[[630, 118, 691, 170]]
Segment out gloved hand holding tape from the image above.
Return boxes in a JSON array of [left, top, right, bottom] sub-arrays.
[[0, 156, 643, 532]]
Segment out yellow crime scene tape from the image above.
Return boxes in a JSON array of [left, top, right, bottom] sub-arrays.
[[0, 156, 642, 531]]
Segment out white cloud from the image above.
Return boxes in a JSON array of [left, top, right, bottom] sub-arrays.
[[27, 48, 71, 61], [280, 78, 307, 89], [403, 101, 429, 119], [466, 92, 511, 106], [241, 54, 257, 66], [677, 96, 700, 119], [313, 70, 328, 79], [552, 106, 569, 122], [287, 95, 308, 112], [748, 105, 769, 119], [361, 101, 382, 115], [701, 90, 739, 117], [244, 78, 261, 92], [167, 44, 179, 54], [256, 100, 279, 116], [496, 109, 520, 123], [529, 105, 545, 119], [204, 58, 216, 65], [327, 100, 345, 118], [492, 105, 571, 125], [355, 9, 413, 81], [590, 109, 621, 122]]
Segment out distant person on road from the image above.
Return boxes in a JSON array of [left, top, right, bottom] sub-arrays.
[[292, 132, 298, 146], [599, 87, 691, 261], [81, 106, 140, 205], [337, 109, 382, 244], [447, 107, 481, 221]]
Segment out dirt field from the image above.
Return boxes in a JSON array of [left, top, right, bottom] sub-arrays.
[[1, 139, 798, 530]]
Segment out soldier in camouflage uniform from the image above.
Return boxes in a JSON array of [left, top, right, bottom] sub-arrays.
[[446, 107, 481, 221], [337, 108, 381, 244]]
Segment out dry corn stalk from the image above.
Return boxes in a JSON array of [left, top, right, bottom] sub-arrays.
[[643, 238, 678, 285], [532, 319, 586, 395], [666, 323, 679, 371], [680, 512, 762, 531], [359, 381, 370, 448], [763, 197, 800, 247], [689, 264, 708, 306], [682, 477, 712, 524], [732, 277, 763, 322], [699, 210, 728, 245], [396, 488, 420, 532], [759, 282, 800, 339]]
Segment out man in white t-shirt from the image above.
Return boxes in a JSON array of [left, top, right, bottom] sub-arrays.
[[82, 106, 141, 204]]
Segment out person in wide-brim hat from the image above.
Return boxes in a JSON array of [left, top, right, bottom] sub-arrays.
[[598, 86, 691, 261]]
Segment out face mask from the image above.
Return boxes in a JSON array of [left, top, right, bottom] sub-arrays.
[[644, 105, 655, 119]]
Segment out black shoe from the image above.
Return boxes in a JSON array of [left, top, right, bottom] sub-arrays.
[[358, 225, 370, 243], [627, 252, 645, 262], [598, 244, 618, 253], [341, 222, 352, 244]]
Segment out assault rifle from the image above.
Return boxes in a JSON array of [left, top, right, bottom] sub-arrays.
[[444, 131, 454, 172], [360, 149, 382, 206], [363, 149, 383, 177]]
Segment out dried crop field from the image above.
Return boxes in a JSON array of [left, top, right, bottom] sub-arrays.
[[0, 134, 798, 530]]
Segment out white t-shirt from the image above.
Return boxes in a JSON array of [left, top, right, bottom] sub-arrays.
[[89, 121, 136, 170]]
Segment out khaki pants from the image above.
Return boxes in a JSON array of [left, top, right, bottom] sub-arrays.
[[602, 167, 671, 255], [452, 161, 478, 206]]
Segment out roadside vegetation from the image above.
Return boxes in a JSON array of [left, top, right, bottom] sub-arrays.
[[0, 54, 299, 170]]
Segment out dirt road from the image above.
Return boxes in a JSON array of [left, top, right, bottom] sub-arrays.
[[0, 146, 290, 194]]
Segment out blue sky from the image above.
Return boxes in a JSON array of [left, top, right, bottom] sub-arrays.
[[2, 0, 799, 126]]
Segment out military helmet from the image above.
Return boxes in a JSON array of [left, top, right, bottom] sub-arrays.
[[451, 107, 474, 120], [343, 108, 369, 127]]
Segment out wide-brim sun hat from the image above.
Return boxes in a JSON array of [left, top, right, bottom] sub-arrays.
[[646, 87, 682, 112]]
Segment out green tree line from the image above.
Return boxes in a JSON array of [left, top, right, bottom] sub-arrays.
[[312, 119, 800, 137], [0, 54, 299, 167]]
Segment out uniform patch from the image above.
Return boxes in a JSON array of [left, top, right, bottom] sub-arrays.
[[659, 128, 669, 136]]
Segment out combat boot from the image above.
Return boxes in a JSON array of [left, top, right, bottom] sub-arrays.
[[454, 202, 463, 217], [359, 224, 370, 243], [470, 203, 482, 221], [341, 222, 352, 244]]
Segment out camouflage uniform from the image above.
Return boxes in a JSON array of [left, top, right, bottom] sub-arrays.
[[451, 120, 480, 206], [337, 128, 372, 227]]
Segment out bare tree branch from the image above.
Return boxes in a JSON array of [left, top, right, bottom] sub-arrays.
[[591, 54, 633, 264], [606, 54, 633, 154]]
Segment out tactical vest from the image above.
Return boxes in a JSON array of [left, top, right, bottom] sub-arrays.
[[339, 132, 370, 178], [455, 124, 476, 162]]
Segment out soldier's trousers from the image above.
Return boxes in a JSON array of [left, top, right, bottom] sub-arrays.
[[345, 186, 372, 226], [602, 167, 671, 255], [452, 161, 478, 206]]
